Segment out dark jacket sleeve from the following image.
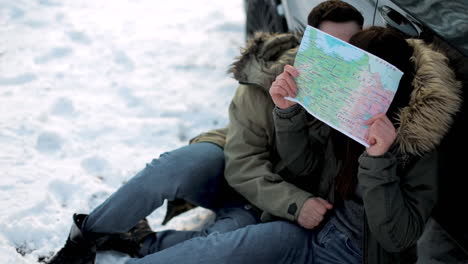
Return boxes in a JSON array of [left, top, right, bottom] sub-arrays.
[[358, 151, 438, 252], [272, 105, 326, 178], [224, 85, 312, 221]]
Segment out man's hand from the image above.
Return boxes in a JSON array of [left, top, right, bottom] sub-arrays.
[[269, 65, 299, 109], [297, 197, 333, 229], [364, 113, 397, 156]]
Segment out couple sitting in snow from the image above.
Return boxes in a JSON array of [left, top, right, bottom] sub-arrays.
[[48, 1, 462, 263]]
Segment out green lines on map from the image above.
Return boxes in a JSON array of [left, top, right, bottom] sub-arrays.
[[294, 28, 368, 126]]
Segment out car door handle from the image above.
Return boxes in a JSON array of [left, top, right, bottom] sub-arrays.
[[378, 5, 419, 37]]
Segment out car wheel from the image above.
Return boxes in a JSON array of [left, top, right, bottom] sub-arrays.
[[245, 0, 287, 39]]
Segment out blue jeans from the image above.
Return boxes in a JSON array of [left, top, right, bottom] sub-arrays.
[[125, 220, 362, 264], [82, 142, 259, 253]]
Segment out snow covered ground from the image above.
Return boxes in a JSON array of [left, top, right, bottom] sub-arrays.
[[0, 0, 244, 262]]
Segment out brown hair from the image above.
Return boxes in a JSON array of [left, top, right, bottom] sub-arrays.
[[334, 26, 414, 200], [307, 0, 364, 28]]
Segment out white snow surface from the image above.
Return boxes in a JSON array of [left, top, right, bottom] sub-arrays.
[[0, 0, 245, 263]]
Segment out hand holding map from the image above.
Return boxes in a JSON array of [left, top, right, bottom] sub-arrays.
[[364, 113, 397, 155], [287, 25, 403, 147], [270, 65, 299, 109]]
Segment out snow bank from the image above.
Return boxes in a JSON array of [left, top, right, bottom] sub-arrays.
[[0, 0, 244, 262]]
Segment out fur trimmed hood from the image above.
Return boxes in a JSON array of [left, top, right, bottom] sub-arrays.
[[229, 32, 300, 90], [229, 33, 462, 156], [396, 39, 462, 155]]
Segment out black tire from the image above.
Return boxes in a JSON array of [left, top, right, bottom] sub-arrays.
[[245, 0, 287, 39]]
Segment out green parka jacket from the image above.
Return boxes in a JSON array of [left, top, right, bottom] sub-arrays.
[[191, 32, 462, 264]]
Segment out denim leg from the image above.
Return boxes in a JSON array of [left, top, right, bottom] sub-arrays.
[[125, 221, 314, 264], [82, 142, 237, 234], [138, 207, 261, 255], [126, 220, 362, 264], [313, 221, 362, 264]]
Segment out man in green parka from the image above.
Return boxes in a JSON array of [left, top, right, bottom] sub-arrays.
[[170, 21, 462, 264]]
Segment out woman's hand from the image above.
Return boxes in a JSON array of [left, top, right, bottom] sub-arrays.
[[269, 65, 299, 109], [364, 113, 397, 156]]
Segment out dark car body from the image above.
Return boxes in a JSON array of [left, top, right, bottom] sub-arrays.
[[277, 0, 467, 56], [245, 0, 468, 256]]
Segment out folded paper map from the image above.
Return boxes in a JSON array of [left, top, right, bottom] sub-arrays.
[[287, 25, 403, 147]]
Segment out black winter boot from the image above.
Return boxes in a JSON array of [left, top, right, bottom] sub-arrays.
[[48, 214, 97, 264], [97, 218, 155, 257], [48, 214, 156, 263]]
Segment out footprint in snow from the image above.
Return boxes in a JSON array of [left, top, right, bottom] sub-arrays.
[[34, 47, 73, 64], [36, 132, 63, 154]]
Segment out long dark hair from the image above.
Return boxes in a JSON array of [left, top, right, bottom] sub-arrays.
[[334, 26, 414, 200]]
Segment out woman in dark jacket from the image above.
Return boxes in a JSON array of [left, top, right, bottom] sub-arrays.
[[267, 26, 462, 263]]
